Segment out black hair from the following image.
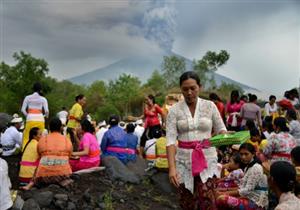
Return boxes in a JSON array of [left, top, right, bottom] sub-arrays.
[[33, 82, 42, 94], [81, 119, 95, 134], [284, 91, 291, 99], [152, 128, 162, 139], [239, 143, 261, 172], [67, 127, 79, 151], [230, 90, 240, 103], [126, 123, 135, 133], [269, 95, 276, 101], [262, 116, 274, 133], [179, 71, 201, 87], [49, 117, 62, 132], [245, 120, 256, 130], [147, 94, 156, 104], [290, 88, 299, 98], [209, 93, 220, 101], [109, 115, 120, 126], [240, 95, 248, 102], [250, 127, 260, 137], [75, 94, 85, 102], [23, 127, 40, 153], [231, 153, 243, 167], [270, 161, 296, 193], [248, 93, 257, 102], [274, 117, 289, 132], [62, 106, 66, 110], [291, 146, 300, 165], [286, 109, 297, 120]]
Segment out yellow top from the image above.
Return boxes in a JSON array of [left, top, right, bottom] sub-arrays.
[[67, 103, 83, 129], [19, 139, 39, 179], [155, 137, 168, 169]]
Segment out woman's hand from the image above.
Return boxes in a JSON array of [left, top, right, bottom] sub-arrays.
[[169, 167, 180, 187]]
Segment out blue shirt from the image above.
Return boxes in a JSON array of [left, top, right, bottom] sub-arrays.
[[101, 125, 127, 164], [124, 133, 138, 162]]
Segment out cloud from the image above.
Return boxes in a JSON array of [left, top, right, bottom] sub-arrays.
[[173, 1, 300, 95]]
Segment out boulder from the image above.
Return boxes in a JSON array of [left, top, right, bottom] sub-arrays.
[[102, 156, 140, 184], [33, 191, 53, 208], [150, 172, 177, 193], [126, 156, 148, 177], [22, 198, 40, 210]]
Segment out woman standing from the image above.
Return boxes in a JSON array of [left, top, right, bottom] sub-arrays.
[[21, 82, 49, 151], [140, 94, 165, 157], [67, 94, 86, 131], [167, 71, 227, 210], [240, 94, 262, 129], [226, 90, 244, 131]]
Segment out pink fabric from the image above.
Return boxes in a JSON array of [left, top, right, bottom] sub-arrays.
[[20, 160, 40, 166], [178, 139, 211, 177], [106, 146, 136, 154], [226, 101, 244, 126], [69, 159, 100, 172], [79, 132, 100, 163]]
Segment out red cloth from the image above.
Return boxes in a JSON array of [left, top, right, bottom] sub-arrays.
[[178, 139, 211, 177], [278, 99, 293, 110], [216, 101, 225, 120], [144, 104, 163, 128]]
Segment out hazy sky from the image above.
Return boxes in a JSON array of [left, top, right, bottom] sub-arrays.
[[0, 0, 299, 95]]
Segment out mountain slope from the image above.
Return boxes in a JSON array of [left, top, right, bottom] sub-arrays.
[[69, 52, 259, 92]]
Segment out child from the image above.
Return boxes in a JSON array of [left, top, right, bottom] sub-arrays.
[[247, 128, 268, 151], [217, 153, 244, 189], [19, 127, 41, 185]]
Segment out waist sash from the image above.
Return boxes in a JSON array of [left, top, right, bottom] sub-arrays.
[[178, 139, 211, 176]]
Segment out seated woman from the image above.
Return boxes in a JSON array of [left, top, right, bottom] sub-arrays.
[[1, 117, 23, 156], [19, 127, 41, 185], [0, 146, 13, 210], [217, 153, 244, 190], [216, 143, 268, 210], [269, 161, 300, 210], [70, 119, 100, 172], [21, 118, 73, 190], [101, 115, 127, 164], [263, 117, 296, 164], [124, 123, 138, 163]]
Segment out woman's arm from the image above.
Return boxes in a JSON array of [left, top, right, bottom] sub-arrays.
[[167, 145, 179, 187], [72, 145, 89, 156]]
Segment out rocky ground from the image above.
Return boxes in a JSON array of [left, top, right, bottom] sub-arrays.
[[5, 155, 180, 210]]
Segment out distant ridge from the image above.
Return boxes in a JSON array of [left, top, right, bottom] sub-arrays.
[[69, 51, 260, 93]]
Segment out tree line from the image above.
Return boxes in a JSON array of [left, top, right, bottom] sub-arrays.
[[0, 51, 243, 122]]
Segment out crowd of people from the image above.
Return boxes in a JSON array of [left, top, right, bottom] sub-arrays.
[[0, 74, 300, 210]]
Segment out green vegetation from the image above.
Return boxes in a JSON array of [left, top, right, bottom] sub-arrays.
[[0, 50, 242, 122]]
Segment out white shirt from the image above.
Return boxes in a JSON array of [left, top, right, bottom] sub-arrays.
[[0, 158, 13, 210], [134, 125, 145, 147], [96, 127, 108, 146], [264, 102, 278, 116], [0, 126, 22, 156], [21, 92, 49, 122], [289, 120, 300, 145], [275, 192, 300, 210], [57, 110, 68, 125], [166, 97, 226, 193]]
